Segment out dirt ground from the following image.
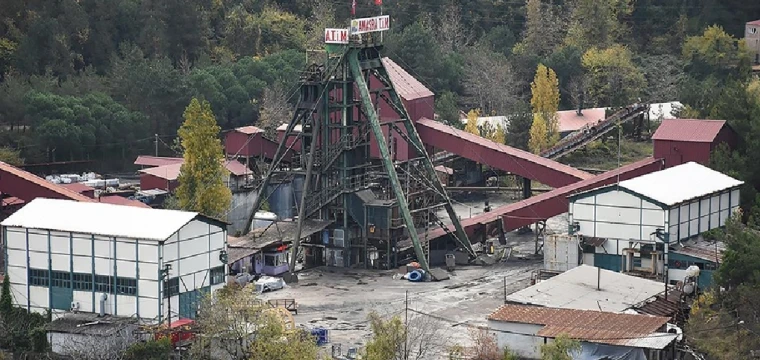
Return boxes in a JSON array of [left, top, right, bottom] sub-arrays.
[[257, 206, 569, 359]]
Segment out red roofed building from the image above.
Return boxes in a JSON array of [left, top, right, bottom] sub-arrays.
[[138, 158, 253, 192], [0, 162, 93, 203], [652, 119, 738, 168], [557, 108, 607, 136], [224, 126, 280, 161], [61, 182, 96, 198]]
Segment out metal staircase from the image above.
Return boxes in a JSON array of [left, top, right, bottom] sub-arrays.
[[540, 103, 649, 160]]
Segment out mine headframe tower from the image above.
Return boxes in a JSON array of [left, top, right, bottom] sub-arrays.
[[246, 31, 474, 281]]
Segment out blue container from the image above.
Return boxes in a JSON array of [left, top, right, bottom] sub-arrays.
[[322, 229, 330, 245], [311, 327, 329, 346], [268, 181, 294, 219], [408, 269, 425, 282]]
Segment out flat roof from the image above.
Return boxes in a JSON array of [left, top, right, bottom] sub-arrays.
[[506, 265, 668, 313], [1, 198, 205, 241], [617, 162, 743, 206], [488, 304, 674, 349]]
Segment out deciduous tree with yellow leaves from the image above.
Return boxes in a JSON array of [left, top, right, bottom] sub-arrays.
[[529, 64, 560, 153], [464, 108, 481, 136], [176, 98, 232, 219]]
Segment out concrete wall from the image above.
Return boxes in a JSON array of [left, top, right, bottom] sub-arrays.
[[488, 320, 546, 359], [228, 190, 257, 236], [48, 328, 138, 357], [747, 23, 760, 64]]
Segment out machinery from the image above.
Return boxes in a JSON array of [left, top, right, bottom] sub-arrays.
[[245, 16, 474, 281]]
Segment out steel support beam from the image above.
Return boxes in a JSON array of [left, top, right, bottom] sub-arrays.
[[348, 51, 434, 275], [374, 66, 475, 257]]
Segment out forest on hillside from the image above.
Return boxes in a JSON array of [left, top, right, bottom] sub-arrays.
[[0, 0, 759, 171]]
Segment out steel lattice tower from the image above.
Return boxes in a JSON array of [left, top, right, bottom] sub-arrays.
[[246, 32, 473, 281]]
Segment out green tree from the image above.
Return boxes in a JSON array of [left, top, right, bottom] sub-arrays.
[[530, 64, 560, 147], [175, 98, 232, 219], [715, 211, 760, 289], [124, 338, 172, 360], [507, 102, 533, 151], [540, 334, 581, 360], [564, 0, 633, 51], [0, 274, 12, 315], [0, 147, 23, 166], [436, 91, 460, 126], [682, 25, 751, 80], [581, 45, 646, 107], [363, 312, 406, 360]]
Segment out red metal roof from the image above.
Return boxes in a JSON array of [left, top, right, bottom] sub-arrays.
[[61, 182, 95, 194], [139, 160, 251, 180], [417, 157, 662, 242], [652, 119, 727, 143], [557, 108, 606, 133], [416, 118, 592, 187], [748, 19, 760, 26], [0, 161, 93, 202], [2, 196, 24, 207], [98, 195, 151, 208], [381, 57, 434, 101], [488, 304, 670, 347], [134, 156, 184, 168], [234, 126, 265, 135]]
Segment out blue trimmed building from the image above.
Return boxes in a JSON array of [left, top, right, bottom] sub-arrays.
[[567, 162, 739, 286], [1, 198, 228, 322]]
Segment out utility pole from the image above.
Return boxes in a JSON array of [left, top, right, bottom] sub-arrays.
[[503, 277, 507, 304], [155, 134, 159, 157], [163, 263, 172, 326], [404, 290, 409, 359]]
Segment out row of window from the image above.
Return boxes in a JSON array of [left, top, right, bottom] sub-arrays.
[[668, 259, 717, 271], [162, 266, 226, 298], [28, 268, 138, 295]]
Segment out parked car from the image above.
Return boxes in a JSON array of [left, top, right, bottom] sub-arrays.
[[254, 276, 286, 293]]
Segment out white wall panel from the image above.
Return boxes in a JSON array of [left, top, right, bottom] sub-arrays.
[[116, 240, 136, 261], [574, 196, 595, 205], [595, 190, 641, 208], [710, 195, 720, 212], [710, 213, 720, 228], [596, 222, 640, 240], [115, 295, 137, 317], [51, 254, 69, 271], [72, 256, 92, 273], [641, 209, 665, 227], [210, 231, 225, 251], [7, 249, 26, 266], [73, 291, 94, 312], [194, 271, 210, 288], [7, 266, 26, 285], [49, 232, 69, 254], [180, 274, 196, 291], [180, 254, 208, 275], [179, 220, 209, 241], [138, 244, 158, 263], [94, 238, 112, 257], [10, 283, 26, 306], [29, 252, 47, 269], [596, 206, 640, 224], [179, 236, 207, 259], [731, 190, 740, 207], [117, 260, 136, 278], [699, 216, 709, 232], [700, 199, 709, 216], [670, 209, 678, 226], [138, 296, 158, 320], [139, 280, 158, 298], [5, 229, 25, 248], [72, 237, 91, 256], [163, 241, 179, 263], [689, 218, 699, 237], [570, 203, 593, 221], [27, 231, 48, 252], [94, 257, 113, 275], [689, 202, 699, 220], [720, 192, 729, 208], [719, 210, 729, 226], [643, 225, 663, 241], [641, 199, 660, 210], [140, 263, 159, 281], [29, 286, 49, 308]]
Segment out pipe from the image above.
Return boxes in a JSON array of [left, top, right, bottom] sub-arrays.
[[99, 293, 108, 317]]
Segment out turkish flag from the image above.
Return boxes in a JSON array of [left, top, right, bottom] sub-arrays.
[[351, 0, 356, 15], [374, 0, 382, 5]]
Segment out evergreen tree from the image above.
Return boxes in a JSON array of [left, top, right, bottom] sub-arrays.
[[1, 274, 12, 315], [176, 98, 232, 219]]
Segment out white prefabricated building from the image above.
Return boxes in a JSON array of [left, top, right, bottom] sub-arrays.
[[569, 162, 742, 243], [1, 198, 228, 323]]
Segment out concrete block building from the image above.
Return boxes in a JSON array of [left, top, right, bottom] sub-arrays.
[[747, 20, 760, 65], [2, 198, 228, 322], [568, 162, 741, 281]]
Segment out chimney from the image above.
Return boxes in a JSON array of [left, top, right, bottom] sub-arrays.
[[99, 294, 108, 317], [577, 92, 584, 116]]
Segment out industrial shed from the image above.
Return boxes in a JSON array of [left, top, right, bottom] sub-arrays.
[[2, 198, 228, 322], [652, 119, 737, 168], [568, 162, 741, 274]]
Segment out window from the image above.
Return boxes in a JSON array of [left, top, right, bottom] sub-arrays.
[[95, 275, 114, 293], [116, 277, 137, 296], [28, 268, 49, 287], [51, 271, 71, 288], [73, 273, 93, 291], [210, 266, 226, 285], [264, 254, 281, 267], [750, 27, 758, 34], [163, 277, 179, 298]]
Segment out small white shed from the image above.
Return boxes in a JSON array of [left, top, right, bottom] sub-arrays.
[[569, 162, 742, 243]]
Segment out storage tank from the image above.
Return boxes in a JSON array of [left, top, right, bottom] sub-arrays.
[[267, 181, 294, 220], [292, 174, 305, 208], [251, 211, 278, 230]]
